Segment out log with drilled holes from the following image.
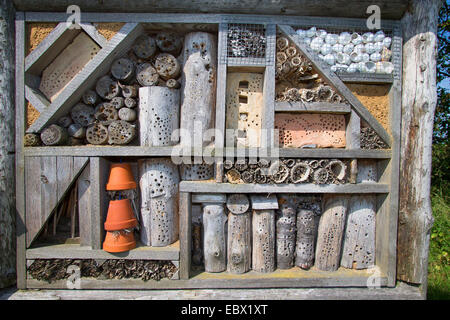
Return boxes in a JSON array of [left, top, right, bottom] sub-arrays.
[[295, 208, 319, 270], [252, 209, 275, 273], [203, 203, 227, 273], [180, 32, 217, 147], [276, 203, 297, 269], [138, 158, 180, 247]]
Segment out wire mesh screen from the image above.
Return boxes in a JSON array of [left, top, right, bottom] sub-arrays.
[[225, 23, 267, 64], [289, 24, 398, 78]]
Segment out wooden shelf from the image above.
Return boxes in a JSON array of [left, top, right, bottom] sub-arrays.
[[26, 267, 387, 289], [23, 145, 212, 157], [275, 101, 351, 114], [222, 148, 391, 159], [26, 240, 180, 261], [180, 181, 389, 194], [337, 72, 394, 84]]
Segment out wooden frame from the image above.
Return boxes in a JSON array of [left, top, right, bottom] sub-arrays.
[[16, 11, 402, 290]]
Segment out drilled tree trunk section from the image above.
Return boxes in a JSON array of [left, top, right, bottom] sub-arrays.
[[179, 32, 217, 147], [276, 205, 297, 269], [227, 211, 251, 274], [295, 209, 319, 270], [203, 203, 227, 273], [315, 195, 349, 271], [341, 195, 376, 269], [138, 86, 180, 146], [0, 0, 15, 288], [138, 158, 180, 247], [252, 210, 276, 273], [398, 0, 441, 285]]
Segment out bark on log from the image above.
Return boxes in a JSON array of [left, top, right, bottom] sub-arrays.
[[138, 158, 180, 247], [252, 210, 276, 273], [276, 204, 297, 269], [295, 209, 319, 270], [180, 32, 217, 147], [227, 210, 251, 274], [398, 0, 441, 285], [203, 203, 227, 272], [139, 86, 180, 146], [315, 195, 349, 271], [0, 0, 15, 288]]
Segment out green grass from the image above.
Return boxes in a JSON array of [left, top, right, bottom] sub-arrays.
[[427, 186, 450, 300]]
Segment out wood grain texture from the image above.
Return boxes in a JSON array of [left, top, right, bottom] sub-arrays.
[[397, 0, 441, 285], [203, 203, 227, 272], [179, 192, 192, 280], [227, 211, 251, 274], [252, 209, 275, 273]]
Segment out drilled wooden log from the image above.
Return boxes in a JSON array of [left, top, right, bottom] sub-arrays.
[[132, 35, 157, 59], [154, 53, 181, 80], [57, 115, 73, 128], [315, 195, 349, 271], [228, 210, 251, 274], [67, 123, 86, 139], [95, 75, 120, 100], [124, 97, 137, 109], [107, 120, 136, 145], [226, 194, 250, 214], [203, 203, 227, 272], [138, 158, 180, 247], [136, 62, 159, 87], [86, 123, 108, 145], [166, 78, 180, 89], [276, 204, 297, 269], [82, 90, 98, 105], [110, 97, 124, 109], [156, 32, 183, 55], [118, 107, 137, 122], [341, 195, 376, 269], [40, 124, 68, 146], [295, 209, 319, 269], [121, 85, 138, 98], [139, 86, 180, 146], [94, 102, 118, 125], [252, 209, 275, 273], [70, 103, 95, 127], [111, 58, 135, 83], [24, 133, 41, 146], [180, 163, 214, 180], [180, 32, 217, 147]]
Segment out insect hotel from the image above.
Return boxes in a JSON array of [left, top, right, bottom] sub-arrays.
[[1, 0, 439, 298]]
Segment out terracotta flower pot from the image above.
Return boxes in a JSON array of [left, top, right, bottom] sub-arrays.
[[103, 230, 136, 253], [106, 163, 137, 190], [104, 199, 138, 231]]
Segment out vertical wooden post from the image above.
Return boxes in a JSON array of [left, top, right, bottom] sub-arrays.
[[179, 192, 192, 280], [397, 0, 442, 287], [0, 0, 17, 288], [227, 211, 251, 274]]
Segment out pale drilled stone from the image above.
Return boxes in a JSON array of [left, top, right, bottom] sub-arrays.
[[39, 32, 101, 102], [225, 73, 263, 147], [274, 113, 346, 148], [138, 158, 180, 247], [139, 86, 180, 146]]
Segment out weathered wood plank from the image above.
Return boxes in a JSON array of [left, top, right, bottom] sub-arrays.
[[80, 22, 108, 48], [26, 241, 180, 260], [15, 11, 27, 289], [275, 102, 351, 114], [337, 73, 394, 84], [179, 192, 192, 280], [203, 203, 227, 272], [16, 1, 409, 20], [252, 210, 275, 273], [261, 25, 276, 149], [278, 24, 392, 147], [77, 164, 91, 247], [89, 157, 110, 250], [227, 211, 251, 274], [180, 181, 389, 194], [192, 193, 227, 204]]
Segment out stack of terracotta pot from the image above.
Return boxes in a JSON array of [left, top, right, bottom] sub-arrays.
[[102, 163, 138, 253]]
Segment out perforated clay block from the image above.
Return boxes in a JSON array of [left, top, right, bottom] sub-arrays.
[[274, 113, 346, 148]]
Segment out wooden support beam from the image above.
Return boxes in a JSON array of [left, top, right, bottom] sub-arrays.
[[397, 0, 441, 287], [179, 192, 192, 280]]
